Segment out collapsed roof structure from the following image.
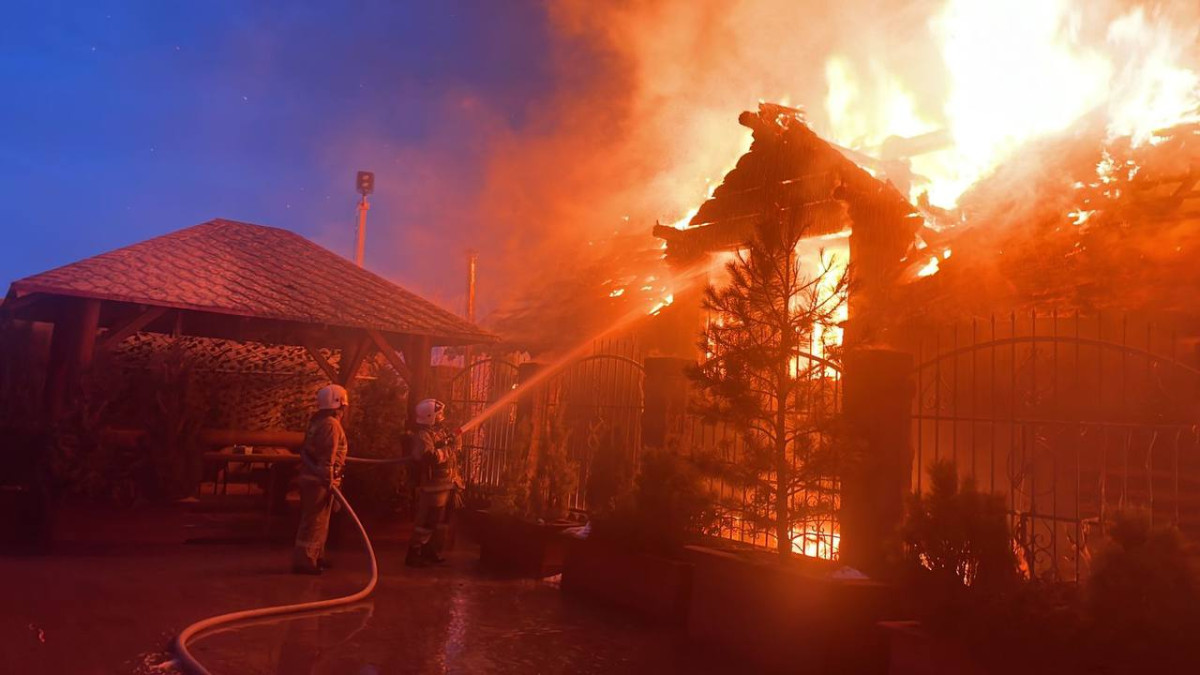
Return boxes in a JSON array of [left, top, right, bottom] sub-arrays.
[[653, 103, 922, 345], [904, 121, 1200, 318]]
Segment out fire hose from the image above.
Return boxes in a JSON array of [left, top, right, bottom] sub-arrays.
[[172, 456, 409, 675]]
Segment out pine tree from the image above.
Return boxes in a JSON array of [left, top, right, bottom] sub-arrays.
[[689, 211, 848, 558]]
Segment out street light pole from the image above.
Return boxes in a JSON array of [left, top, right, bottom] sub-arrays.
[[355, 193, 370, 267], [354, 171, 375, 267]]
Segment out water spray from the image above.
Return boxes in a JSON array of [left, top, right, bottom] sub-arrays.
[[172, 257, 718, 673], [458, 257, 717, 435]]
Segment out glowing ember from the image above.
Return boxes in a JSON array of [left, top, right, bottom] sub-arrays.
[[916, 256, 941, 278], [648, 293, 674, 316]]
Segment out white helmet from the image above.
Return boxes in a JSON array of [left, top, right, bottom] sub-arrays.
[[317, 384, 350, 410], [414, 398, 445, 426]]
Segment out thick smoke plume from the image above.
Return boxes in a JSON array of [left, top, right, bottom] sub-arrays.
[[361, 0, 1198, 353]]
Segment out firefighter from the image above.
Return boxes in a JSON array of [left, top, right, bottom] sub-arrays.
[[406, 398, 458, 567], [292, 384, 350, 575]]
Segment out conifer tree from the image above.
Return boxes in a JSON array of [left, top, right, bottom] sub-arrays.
[[690, 211, 848, 557]]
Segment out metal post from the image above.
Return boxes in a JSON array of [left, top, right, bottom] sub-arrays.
[[354, 194, 370, 267], [463, 250, 478, 368]]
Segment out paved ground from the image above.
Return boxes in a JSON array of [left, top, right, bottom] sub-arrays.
[[1, 506, 734, 674]]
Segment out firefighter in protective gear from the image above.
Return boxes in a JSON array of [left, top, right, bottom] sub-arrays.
[[292, 384, 350, 574], [406, 398, 458, 567]]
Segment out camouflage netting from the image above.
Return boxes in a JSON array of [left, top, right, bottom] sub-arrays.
[[110, 333, 385, 432]]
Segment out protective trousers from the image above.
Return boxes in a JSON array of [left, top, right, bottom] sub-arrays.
[[409, 488, 450, 551], [293, 477, 334, 569]]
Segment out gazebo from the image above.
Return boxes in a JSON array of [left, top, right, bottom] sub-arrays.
[[1, 218, 495, 421]]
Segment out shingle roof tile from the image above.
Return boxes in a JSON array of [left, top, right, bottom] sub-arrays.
[[10, 218, 494, 344]]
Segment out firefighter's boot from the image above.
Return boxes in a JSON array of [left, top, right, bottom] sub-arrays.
[[405, 545, 428, 568]]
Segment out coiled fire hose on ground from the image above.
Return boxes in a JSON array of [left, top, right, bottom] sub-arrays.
[[173, 456, 408, 675]]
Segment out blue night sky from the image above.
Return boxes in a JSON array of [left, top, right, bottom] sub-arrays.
[[0, 0, 556, 304]]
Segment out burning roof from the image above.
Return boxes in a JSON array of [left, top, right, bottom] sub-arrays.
[[654, 103, 918, 262], [904, 119, 1200, 317]]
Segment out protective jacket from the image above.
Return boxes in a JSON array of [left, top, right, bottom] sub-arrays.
[[408, 424, 457, 493], [299, 411, 348, 487]]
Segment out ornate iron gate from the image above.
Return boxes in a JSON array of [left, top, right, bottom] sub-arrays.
[[447, 356, 522, 492], [911, 311, 1200, 581], [544, 338, 645, 511]]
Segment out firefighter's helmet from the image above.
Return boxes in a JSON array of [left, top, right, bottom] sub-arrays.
[[415, 398, 445, 426], [316, 384, 350, 410]]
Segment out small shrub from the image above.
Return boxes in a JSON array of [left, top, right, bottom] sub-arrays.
[[583, 422, 635, 515], [1084, 509, 1200, 669], [590, 445, 719, 555], [342, 370, 410, 516], [492, 406, 578, 523], [901, 459, 1016, 592]]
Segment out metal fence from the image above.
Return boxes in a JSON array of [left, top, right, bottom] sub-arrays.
[[447, 340, 645, 511], [448, 337, 848, 559], [910, 311, 1200, 581], [448, 356, 523, 491], [544, 338, 645, 511]]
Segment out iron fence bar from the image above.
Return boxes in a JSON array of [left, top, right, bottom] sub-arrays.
[[911, 335, 1200, 378], [991, 314, 997, 494], [917, 333, 924, 494], [1075, 312, 1083, 582], [971, 319, 978, 480], [953, 323, 959, 467], [1011, 312, 1017, 535], [935, 328, 941, 462], [909, 414, 1197, 430]]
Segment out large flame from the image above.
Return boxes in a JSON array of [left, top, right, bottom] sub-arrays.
[[823, 0, 1200, 209]]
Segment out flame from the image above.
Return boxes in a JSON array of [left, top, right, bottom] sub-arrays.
[[822, 0, 1200, 209], [792, 520, 840, 560], [648, 293, 674, 316]]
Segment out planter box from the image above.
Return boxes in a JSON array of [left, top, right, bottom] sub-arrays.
[[476, 511, 570, 578], [561, 537, 693, 623], [684, 545, 898, 674], [878, 622, 987, 675]]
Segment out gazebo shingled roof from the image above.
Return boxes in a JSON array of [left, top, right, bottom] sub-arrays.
[[2, 218, 494, 416], [6, 218, 492, 345]]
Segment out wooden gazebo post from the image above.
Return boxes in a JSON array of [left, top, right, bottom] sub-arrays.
[[42, 297, 101, 419]]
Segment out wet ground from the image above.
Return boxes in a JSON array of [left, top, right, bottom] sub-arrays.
[[1, 507, 734, 674]]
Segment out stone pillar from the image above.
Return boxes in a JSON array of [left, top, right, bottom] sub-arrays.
[[840, 348, 914, 575], [641, 357, 691, 449]]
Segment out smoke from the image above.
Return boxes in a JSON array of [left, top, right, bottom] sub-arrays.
[[351, 0, 1198, 351], [351, 0, 946, 349]]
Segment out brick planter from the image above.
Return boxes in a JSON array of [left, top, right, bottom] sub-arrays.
[[561, 537, 693, 623], [476, 511, 570, 578], [684, 545, 897, 674]]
